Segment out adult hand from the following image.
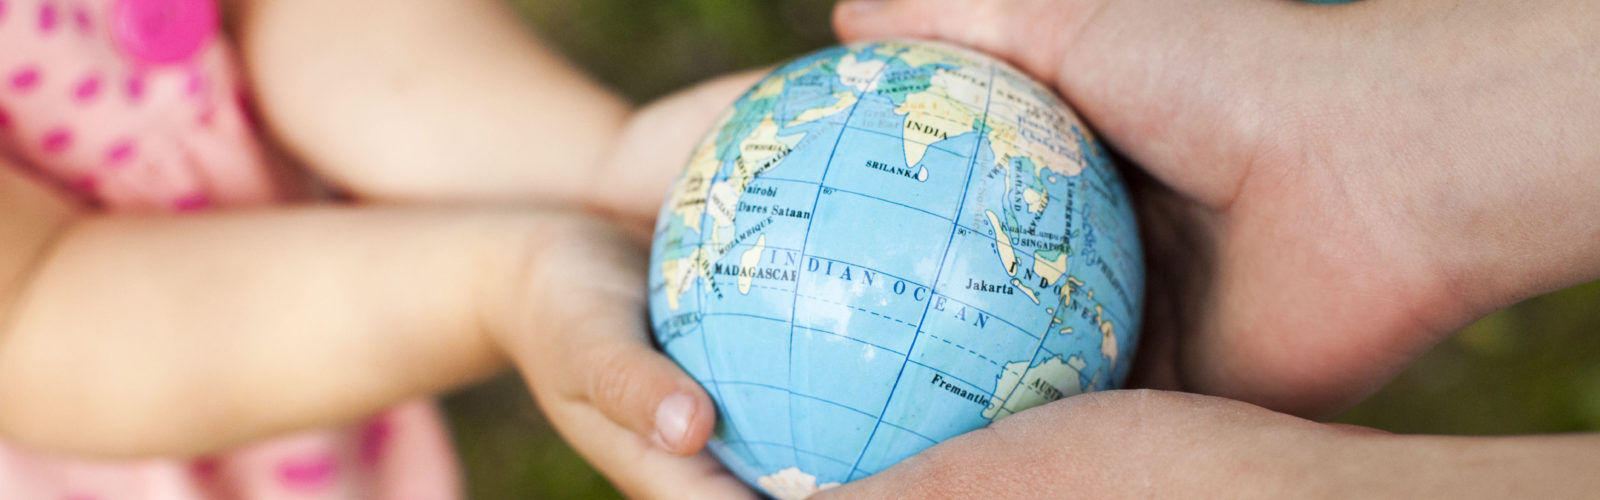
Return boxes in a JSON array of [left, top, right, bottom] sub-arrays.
[[835, 0, 1600, 417], [818, 390, 1600, 498]]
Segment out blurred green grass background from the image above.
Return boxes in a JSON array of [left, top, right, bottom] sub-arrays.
[[441, 2, 1600, 497]]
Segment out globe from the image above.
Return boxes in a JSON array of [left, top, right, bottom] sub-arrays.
[[647, 39, 1144, 498]]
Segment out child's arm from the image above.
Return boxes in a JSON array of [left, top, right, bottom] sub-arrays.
[[233, 0, 629, 205], [0, 167, 719, 472]]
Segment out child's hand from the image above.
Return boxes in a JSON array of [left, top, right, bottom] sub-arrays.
[[485, 217, 753, 500], [584, 70, 768, 234], [475, 71, 771, 498]]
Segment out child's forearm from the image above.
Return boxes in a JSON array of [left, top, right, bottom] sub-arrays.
[[0, 201, 563, 458], [236, 0, 630, 203], [0, 170, 79, 322]]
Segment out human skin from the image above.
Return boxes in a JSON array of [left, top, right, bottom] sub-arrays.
[[802, 0, 1600, 495], [0, 165, 747, 498], [0, 163, 574, 458], [0, 1, 752, 498], [229, 0, 1600, 495], [233, 0, 630, 205], [836, 0, 1600, 418], [819, 390, 1600, 499], [456, 0, 1600, 493], [238, 0, 768, 495]]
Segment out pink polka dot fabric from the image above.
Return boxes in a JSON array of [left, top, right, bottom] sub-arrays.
[[0, 403, 461, 499], [0, 1, 464, 498], [0, 0, 278, 210]]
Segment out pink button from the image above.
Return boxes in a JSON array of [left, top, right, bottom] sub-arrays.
[[111, 0, 218, 65]]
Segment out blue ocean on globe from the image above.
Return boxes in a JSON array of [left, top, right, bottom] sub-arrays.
[[647, 39, 1145, 498]]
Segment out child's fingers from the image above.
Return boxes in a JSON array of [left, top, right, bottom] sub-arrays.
[[596, 69, 769, 227], [502, 224, 717, 456], [538, 395, 756, 500], [559, 329, 717, 456], [500, 219, 739, 494]]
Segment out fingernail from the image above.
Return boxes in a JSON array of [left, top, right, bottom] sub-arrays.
[[651, 393, 694, 452]]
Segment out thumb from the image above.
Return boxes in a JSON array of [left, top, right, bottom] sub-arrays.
[[503, 223, 719, 457], [832, 0, 1313, 80], [548, 287, 717, 457], [566, 334, 719, 457], [834, 0, 1329, 208], [832, 0, 1096, 83]]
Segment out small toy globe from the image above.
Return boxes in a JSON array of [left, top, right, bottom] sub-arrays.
[[648, 39, 1144, 498]]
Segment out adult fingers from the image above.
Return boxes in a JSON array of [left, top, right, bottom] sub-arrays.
[[832, 0, 1090, 80], [835, 0, 1330, 206]]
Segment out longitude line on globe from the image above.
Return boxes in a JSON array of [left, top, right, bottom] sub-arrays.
[[844, 63, 1000, 480], [693, 82, 771, 475], [783, 48, 909, 474], [990, 125, 1082, 418]]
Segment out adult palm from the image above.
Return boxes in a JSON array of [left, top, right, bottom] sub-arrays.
[[832, 0, 1600, 418]]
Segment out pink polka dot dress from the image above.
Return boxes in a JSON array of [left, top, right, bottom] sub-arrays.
[[0, 0, 463, 497]]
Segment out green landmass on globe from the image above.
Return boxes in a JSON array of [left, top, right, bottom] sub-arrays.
[[646, 39, 1146, 498]]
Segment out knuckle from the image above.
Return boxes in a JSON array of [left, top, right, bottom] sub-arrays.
[[581, 346, 646, 413]]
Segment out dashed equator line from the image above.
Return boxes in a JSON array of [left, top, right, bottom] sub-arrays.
[[922, 333, 1004, 369], [688, 251, 1047, 344], [789, 290, 918, 329], [720, 280, 916, 331]]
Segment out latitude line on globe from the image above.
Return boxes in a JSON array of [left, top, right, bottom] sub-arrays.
[[665, 175, 1063, 256], [697, 318, 1014, 411], [710, 380, 941, 453], [711, 378, 942, 444], [681, 211, 1065, 410], [689, 244, 1049, 344], [779, 49, 906, 480], [690, 263, 771, 473], [723, 439, 855, 468], [707, 372, 983, 448], [840, 123, 969, 159], [845, 63, 1000, 480], [712, 252, 1047, 341]]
